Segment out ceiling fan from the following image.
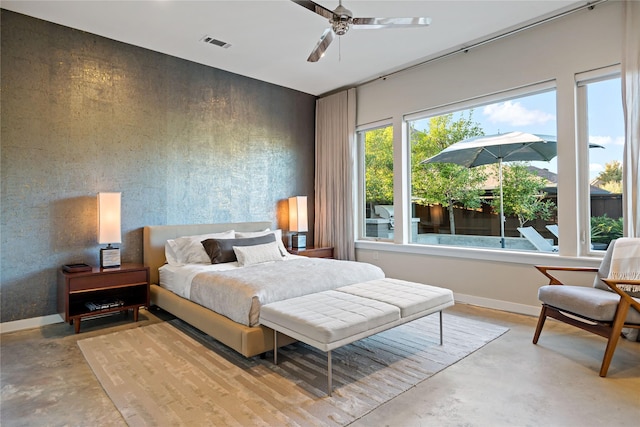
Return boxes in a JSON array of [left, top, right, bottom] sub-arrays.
[[291, 0, 431, 62]]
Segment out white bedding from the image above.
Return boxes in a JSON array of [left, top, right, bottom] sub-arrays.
[[159, 262, 240, 299], [158, 257, 386, 327], [159, 254, 303, 298]]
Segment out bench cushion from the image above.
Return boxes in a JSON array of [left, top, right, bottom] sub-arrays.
[[260, 290, 400, 347], [337, 278, 454, 318]]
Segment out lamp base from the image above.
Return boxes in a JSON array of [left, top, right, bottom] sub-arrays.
[[291, 234, 306, 249], [100, 246, 121, 268]]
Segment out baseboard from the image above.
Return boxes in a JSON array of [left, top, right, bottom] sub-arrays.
[[0, 296, 539, 334], [454, 293, 541, 317], [1, 314, 64, 334]]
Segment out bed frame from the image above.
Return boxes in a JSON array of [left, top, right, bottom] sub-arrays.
[[143, 222, 295, 357]]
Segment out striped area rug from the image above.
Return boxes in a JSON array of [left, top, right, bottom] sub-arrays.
[[78, 313, 507, 426]]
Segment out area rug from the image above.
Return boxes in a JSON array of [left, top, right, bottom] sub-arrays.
[[78, 313, 508, 426]]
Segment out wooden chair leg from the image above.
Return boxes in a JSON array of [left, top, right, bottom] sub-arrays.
[[599, 300, 630, 377], [533, 305, 548, 344]]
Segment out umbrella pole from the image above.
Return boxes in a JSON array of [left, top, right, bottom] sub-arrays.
[[499, 158, 505, 248]]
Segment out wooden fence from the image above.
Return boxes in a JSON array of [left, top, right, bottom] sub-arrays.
[[411, 193, 622, 240]]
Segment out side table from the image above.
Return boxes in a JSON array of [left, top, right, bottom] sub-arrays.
[[57, 263, 150, 333], [288, 246, 334, 259]]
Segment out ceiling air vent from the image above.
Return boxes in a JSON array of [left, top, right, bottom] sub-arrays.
[[201, 35, 231, 49]]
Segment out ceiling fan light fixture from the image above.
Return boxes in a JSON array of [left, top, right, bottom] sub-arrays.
[[331, 17, 350, 36], [331, 2, 352, 35]]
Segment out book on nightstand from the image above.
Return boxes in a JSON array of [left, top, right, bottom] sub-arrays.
[[63, 263, 92, 273]]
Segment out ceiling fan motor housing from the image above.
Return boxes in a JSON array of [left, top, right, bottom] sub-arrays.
[[331, 5, 352, 35]]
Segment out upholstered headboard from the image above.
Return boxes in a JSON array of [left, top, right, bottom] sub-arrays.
[[143, 221, 272, 285]]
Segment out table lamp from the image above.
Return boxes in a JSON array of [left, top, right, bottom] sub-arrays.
[[289, 196, 308, 249], [98, 192, 121, 268]]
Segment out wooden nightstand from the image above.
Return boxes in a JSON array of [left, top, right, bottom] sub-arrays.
[[288, 246, 334, 259], [57, 263, 150, 333]]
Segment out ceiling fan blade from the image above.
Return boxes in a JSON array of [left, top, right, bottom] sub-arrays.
[[352, 17, 432, 28], [290, 0, 334, 20], [307, 28, 335, 62]]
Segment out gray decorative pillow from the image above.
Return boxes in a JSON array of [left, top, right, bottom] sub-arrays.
[[201, 234, 276, 264]]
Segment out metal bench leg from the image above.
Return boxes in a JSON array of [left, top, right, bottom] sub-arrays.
[[273, 330, 278, 365], [439, 311, 443, 345], [327, 350, 332, 397]]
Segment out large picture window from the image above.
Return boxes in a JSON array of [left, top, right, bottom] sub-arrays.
[[407, 89, 559, 251], [356, 74, 626, 255]]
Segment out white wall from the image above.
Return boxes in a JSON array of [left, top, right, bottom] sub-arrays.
[[353, 1, 623, 316], [356, 1, 621, 125]]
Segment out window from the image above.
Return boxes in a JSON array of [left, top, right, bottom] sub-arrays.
[[580, 76, 624, 250], [358, 124, 394, 240], [356, 74, 625, 256], [407, 89, 558, 251]]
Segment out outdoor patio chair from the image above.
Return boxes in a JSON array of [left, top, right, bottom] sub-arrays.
[[518, 226, 557, 252], [545, 224, 559, 238], [533, 238, 640, 376]]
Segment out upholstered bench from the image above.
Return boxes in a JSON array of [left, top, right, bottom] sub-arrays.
[[260, 278, 454, 395]]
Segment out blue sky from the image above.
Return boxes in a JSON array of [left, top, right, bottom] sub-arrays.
[[584, 79, 625, 179], [414, 78, 624, 180]]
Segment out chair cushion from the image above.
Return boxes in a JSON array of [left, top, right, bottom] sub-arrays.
[[539, 285, 640, 324]]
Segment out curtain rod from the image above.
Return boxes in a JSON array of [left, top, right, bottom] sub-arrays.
[[364, 0, 609, 85]]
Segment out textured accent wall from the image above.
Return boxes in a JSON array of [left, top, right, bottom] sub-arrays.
[[0, 10, 317, 323]]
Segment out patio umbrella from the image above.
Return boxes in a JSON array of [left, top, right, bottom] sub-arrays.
[[420, 131, 602, 248]]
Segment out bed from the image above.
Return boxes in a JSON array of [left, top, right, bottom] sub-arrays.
[[142, 222, 384, 358]]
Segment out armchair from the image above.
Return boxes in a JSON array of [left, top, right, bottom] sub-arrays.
[[533, 238, 640, 377]]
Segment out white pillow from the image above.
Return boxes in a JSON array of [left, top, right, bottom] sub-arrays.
[[233, 241, 284, 267], [166, 230, 235, 265], [164, 242, 180, 265], [236, 229, 288, 256], [235, 229, 270, 238]]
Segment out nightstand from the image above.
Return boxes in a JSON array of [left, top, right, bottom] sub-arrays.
[[288, 246, 334, 259], [57, 263, 150, 333]]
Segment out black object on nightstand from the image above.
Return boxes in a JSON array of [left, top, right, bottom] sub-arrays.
[[62, 263, 92, 273]]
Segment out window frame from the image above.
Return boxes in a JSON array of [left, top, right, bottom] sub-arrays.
[[356, 119, 395, 242], [403, 81, 558, 250], [575, 65, 623, 255]]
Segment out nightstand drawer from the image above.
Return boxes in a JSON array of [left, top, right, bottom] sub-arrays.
[[68, 270, 147, 292]]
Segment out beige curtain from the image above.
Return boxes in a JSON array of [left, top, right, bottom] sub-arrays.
[[315, 88, 357, 260], [622, 0, 640, 237]]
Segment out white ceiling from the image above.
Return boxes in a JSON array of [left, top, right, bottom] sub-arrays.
[[2, 0, 585, 96]]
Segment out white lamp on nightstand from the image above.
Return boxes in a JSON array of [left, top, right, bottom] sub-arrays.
[[289, 196, 308, 249], [98, 192, 121, 268]]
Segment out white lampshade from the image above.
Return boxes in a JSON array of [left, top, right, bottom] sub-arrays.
[[288, 196, 308, 233], [98, 192, 121, 244]]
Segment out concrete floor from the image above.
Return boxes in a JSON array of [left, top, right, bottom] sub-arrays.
[[1, 304, 639, 426]]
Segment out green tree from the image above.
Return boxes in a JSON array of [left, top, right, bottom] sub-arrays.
[[601, 181, 622, 193], [411, 112, 486, 234], [365, 126, 394, 204], [596, 160, 622, 184], [595, 160, 622, 193], [492, 163, 556, 228]]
